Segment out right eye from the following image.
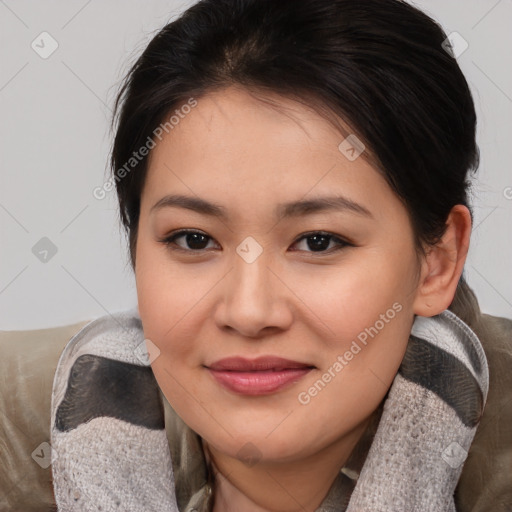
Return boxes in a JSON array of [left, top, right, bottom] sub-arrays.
[[158, 229, 219, 253]]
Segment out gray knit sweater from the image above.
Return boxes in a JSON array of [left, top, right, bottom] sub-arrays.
[[50, 308, 488, 511]]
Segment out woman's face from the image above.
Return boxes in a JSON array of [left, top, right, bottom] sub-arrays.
[[135, 85, 421, 464]]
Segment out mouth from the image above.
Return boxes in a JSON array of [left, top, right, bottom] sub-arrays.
[[205, 356, 315, 395]]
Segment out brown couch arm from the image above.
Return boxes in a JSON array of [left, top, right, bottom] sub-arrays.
[[455, 313, 512, 511], [0, 320, 90, 512]]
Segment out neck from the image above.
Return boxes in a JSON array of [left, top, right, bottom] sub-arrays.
[[203, 418, 370, 512]]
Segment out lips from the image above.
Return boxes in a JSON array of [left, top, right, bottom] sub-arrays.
[[208, 356, 313, 372], [206, 356, 314, 395]]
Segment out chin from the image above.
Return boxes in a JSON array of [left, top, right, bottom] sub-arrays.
[[200, 422, 316, 463]]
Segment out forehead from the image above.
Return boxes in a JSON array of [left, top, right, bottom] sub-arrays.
[[142, 85, 398, 219]]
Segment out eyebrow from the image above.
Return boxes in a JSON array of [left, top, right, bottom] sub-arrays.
[[150, 193, 373, 220]]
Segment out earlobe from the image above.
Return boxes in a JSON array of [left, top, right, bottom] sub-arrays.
[[413, 205, 472, 317]]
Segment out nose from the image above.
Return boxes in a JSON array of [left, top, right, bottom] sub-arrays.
[[213, 247, 293, 338]]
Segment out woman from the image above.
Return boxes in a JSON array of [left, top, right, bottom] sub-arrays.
[[49, 0, 508, 510]]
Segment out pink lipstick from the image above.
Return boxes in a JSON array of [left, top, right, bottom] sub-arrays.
[[206, 356, 314, 395]]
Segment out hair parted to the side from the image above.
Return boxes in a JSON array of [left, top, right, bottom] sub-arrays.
[[109, 0, 481, 323]]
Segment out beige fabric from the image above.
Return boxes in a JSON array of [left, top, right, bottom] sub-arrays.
[[0, 320, 90, 512], [1, 309, 511, 511], [454, 314, 512, 511]]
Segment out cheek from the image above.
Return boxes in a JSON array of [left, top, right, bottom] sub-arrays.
[[297, 284, 414, 445], [299, 249, 416, 346], [135, 243, 196, 370], [136, 260, 203, 421], [136, 237, 196, 336], [295, 248, 417, 404]]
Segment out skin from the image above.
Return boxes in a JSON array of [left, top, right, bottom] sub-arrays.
[[135, 84, 471, 512]]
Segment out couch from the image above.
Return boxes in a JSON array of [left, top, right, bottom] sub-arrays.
[[1, 311, 511, 511]]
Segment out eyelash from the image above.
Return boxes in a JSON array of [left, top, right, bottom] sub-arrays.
[[158, 229, 353, 255]]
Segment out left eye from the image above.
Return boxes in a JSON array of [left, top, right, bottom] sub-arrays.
[[291, 231, 350, 253], [159, 230, 351, 254]]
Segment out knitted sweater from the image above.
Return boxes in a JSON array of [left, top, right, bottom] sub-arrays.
[[50, 307, 488, 511]]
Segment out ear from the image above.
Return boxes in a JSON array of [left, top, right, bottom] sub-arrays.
[[413, 205, 472, 317]]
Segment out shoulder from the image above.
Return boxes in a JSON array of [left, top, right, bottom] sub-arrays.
[[50, 308, 179, 511], [53, 307, 144, 373], [51, 307, 164, 434]]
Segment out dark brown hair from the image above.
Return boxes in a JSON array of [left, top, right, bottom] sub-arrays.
[[110, 0, 479, 316]]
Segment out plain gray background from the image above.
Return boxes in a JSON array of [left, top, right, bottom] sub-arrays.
[[1, 0, 511, 330]]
